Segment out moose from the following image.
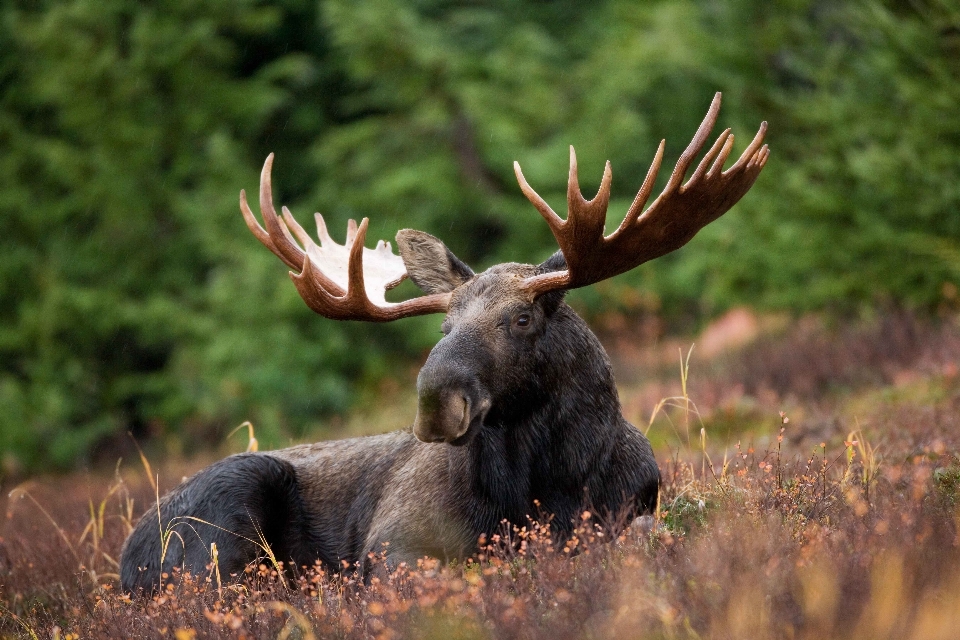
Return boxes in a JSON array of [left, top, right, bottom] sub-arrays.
[[120, 93, 768, 592]]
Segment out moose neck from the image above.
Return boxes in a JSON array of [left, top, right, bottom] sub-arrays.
[[457, 304, 623, 528]]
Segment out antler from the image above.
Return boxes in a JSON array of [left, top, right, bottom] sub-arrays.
[[514, 92, 769, 297], [240, 154, 451, 321]]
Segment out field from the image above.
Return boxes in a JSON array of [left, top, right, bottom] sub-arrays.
[[3, 311, 960, 639]]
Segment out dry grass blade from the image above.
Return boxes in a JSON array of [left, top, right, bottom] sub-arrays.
[[7, 485, 82, 567], [0, 604, 40, 640], [227, 421, 259, 453], [129, 434, 157, 495]]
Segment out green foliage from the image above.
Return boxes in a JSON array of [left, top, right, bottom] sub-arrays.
[[660, 494, 714, 535], [1, 0, 958, 471], [0, 0, 370, 468]]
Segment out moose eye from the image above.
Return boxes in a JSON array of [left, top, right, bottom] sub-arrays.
[[515, 313, 531, 328]]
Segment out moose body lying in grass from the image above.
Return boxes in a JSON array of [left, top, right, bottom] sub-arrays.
[[120, 93, 768, 592]]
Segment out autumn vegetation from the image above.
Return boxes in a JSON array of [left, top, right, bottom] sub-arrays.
[[4, 312, 960, 638]]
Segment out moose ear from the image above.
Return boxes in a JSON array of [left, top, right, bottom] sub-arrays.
[[537, 250, 567, 274], [396, 230, 474, 294]]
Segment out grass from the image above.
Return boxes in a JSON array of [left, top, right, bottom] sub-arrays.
[[3, 312, 960, 639]]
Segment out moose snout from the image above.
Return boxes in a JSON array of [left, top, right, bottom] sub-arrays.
[[413, 389, 472, 443], [413, 332, 493, 444]]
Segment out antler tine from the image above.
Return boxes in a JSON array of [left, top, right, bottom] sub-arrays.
[[664, 92, 722, 194], [281, 205, 312, 248], [314, 212, 334, 245], [707, 133, 735, 178], [257, 154, 308, 271], [727, 120, 768, 175], [620, 139, 665, 231], [239, 188, 297, 269], [513, 162, 564, 233], [688, 127, 732, 186], [238, 160, 304, 272], [346, 219, 359, 245], [346, 218, 371, 304]]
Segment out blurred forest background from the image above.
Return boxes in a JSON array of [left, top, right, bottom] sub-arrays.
[[1, 0, 958, 474]]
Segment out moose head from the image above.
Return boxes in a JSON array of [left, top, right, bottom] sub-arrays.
[[240, 92, 768, 445]]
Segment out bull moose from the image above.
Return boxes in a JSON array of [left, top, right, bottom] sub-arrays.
[[120, 93, 768, 592]]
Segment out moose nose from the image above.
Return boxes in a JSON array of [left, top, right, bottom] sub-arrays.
[[413, 390, 471, 444], [414, 329, 493, 444]]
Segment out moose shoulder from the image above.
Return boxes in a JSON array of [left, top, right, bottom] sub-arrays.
[[120, 92, 768, 592]]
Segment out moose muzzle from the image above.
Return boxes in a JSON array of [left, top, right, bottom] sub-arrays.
[[414, 389, 471, 443], [413, 341, 492, 444]]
